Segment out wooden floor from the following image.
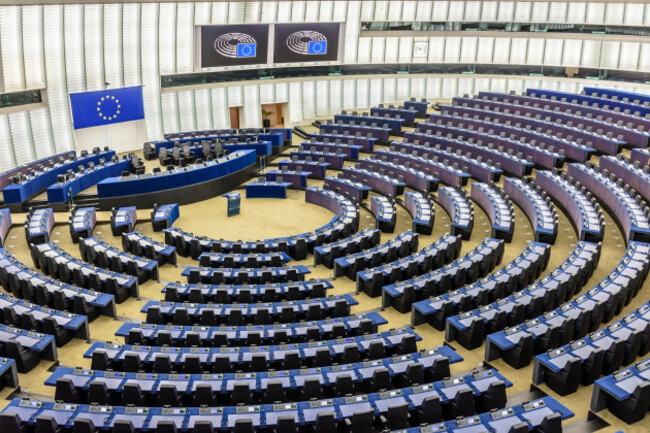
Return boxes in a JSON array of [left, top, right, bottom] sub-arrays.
[[0, 119, 648, 433]]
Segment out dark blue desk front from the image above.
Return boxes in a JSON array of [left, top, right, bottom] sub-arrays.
[[97, 150, 256, 198], [3, 151, 116, 204], [246, 182, 293, 199]]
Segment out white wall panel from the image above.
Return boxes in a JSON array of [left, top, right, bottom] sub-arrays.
[[396, 78, 410, 102], [354, 79, 369, 109], [63, 5, 85, 94], [562, 40, 582, 67], [440, 77, 458, 98], [509, 38, 527, 65], [457, 77, 474, 97], [382, 78, 396, 104], [496, 1, 514, 22], [315, 80, 329, 117], [356, 37, 371, 64], [447, 1, 465, 21], [9, 111, 34, 165], [289, 81, 304, 122], [210, 87, 229, 128], [0, 7, 25, 91], [22, 6, 45, 89], [103, 4, 124, 88], [398, 38, 413, 64], [318, 1, 333, 21], [84, 5, 105, 91], [600, 41, 621, 69], [305, 1, 320, 21], [260, 1, 276, 22], [193, 88, 213, 132], [276, 1, 291, 22], [543, 39, 563, 66], [387, 1, 402, 21], [513, 1, 531, 22], [29, 108, 55, 159], [228, 86, 243, 107], [548, 2, 566, 23], [623, 3, 645, 26], [301, 81, 316, 121], [492, 37, 511, 64], [343, 1, 359, 63], [275, 82, 288, 102], [476, 37, 494, 63], [425, 78, 442, 99], [530, 2, 549, 22], [481, 1, 498, 21], [175, 3, 194, 73], [640, 44, 650, 73], [581, 40, 601, 69], [176, 90, 196, 133], [360, 0, 374, 21], [566, 2, 586, 23], [604, 3, 624, 25], [328, 80, 342, 115], [444, 37, 461, 63], [373, 0, 388, 20], [291, 1, 306, 22], [460, 37, 478, 63], [158, 3, 177, 74], [43, 5, 73, 152], [525, 39, 544, 65], [140, 3, 163, 140], [415, 1, 432, 20], [0, 115, 15, 171], [122, 4, 141, 87], [243, 84, 261, 127], [428, 37, 445, 63], [371, 37, 386, 64], [211, 2, 229, 23], [401, 1, 416, 21], [244, 1, 261, 22], [619, 42, 640, 72], [431, 1, 449, 21], [463, 1, 481, 21], [585, 2, 605, 24], [384, 37, 399, 63], [160, 91, 180, 134]]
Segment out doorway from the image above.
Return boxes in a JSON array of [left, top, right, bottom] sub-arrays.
[[229, 107, 241, 129], [261, 103, 285, 128]]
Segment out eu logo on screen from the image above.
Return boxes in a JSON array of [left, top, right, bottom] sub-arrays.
[[237, 43, 256, 58], [308, 40, 327, 55]]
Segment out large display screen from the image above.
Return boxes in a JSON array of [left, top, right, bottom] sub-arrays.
[[199, 24, 270, 68], [273, 23, 341, 64]]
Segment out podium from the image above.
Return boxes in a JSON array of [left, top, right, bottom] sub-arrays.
[[221, 192, 241, 217]]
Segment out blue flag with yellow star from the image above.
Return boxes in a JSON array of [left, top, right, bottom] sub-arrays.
[[69, 86, 145, 130]]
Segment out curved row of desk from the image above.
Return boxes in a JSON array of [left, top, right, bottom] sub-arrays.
[[503, 177, 558, 244], [437, 187, 474, 240], [141, 295, 356, 326], [119, 312, 385, 347], [412, 241, 551, 331], [470, 182, 515, 242], [163, 187, 359, 261], [444, 241, 601, 350], [357, 234, 462, 298], [383, 238, 505, 313], [449, 97, 626, 154], [535, 170, 604, 243], [162, 280, 333, 304], [485, 240, 650, 369]]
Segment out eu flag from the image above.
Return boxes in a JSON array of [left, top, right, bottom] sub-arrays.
[[70, 86, 145, 130]]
